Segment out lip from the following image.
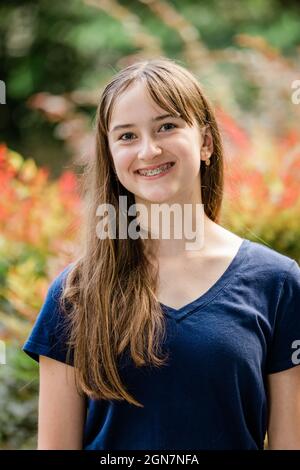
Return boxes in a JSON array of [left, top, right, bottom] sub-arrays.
[[135, 161, 176, 180], [134, 161, 175, 173]]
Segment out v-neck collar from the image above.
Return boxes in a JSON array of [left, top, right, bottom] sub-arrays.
[[160, 238, 250, 321]]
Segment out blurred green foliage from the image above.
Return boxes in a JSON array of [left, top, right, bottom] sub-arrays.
[[0, 342, 38, 450]]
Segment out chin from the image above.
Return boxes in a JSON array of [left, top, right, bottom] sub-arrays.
[[139, 191, 175, 204]]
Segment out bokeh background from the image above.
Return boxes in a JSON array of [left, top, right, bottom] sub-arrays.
[[0, 0, 300, 449]]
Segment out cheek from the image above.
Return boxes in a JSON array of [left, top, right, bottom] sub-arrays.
[[168, 138, 200, 168], [112, 147, 134, 172]]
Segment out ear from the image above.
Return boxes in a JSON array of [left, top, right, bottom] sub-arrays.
[[200, 126, 213, 161]]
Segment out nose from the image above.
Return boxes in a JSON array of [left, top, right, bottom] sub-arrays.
[[137, 136, 162, 162]]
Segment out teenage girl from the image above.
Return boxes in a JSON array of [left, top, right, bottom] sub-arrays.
[[23, 57, 300, 450]]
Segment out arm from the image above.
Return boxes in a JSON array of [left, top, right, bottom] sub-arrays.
[[266, 365, 300, 449], [37, 355, 87, 450]]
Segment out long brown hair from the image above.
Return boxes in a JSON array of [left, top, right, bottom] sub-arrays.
[[59, 57, 224, 407]]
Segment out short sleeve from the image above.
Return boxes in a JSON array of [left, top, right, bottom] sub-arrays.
[[22, 264, 74, 366], [266, 260, 300, 374]]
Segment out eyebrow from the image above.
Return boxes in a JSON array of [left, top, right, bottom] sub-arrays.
[[110, 113, 180, 133]]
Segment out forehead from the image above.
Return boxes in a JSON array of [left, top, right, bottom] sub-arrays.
[[109, 81, 167, 125]]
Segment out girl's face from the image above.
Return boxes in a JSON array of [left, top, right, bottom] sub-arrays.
[[107, 81, 210, 205]]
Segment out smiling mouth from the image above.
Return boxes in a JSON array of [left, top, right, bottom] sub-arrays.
[[135, 161, 175, 176]]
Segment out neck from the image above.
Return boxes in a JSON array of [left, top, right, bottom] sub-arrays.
[[135, 186, 218, 259]]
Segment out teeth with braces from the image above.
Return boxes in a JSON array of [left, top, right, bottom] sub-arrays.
[[138, 162, 173, 176]]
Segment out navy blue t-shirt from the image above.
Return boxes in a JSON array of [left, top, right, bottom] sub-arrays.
[[22, 239, 300, 450]]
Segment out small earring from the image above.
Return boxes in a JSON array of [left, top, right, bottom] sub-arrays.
[[202, 148, 211, 167]]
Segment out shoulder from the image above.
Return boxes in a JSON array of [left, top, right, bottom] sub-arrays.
[[22, 262, 77, 365], [48, 262, 76, 298], [32, 261, 76, 329], [242, 239, 299, 285], [215, 226, 296, 281]]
